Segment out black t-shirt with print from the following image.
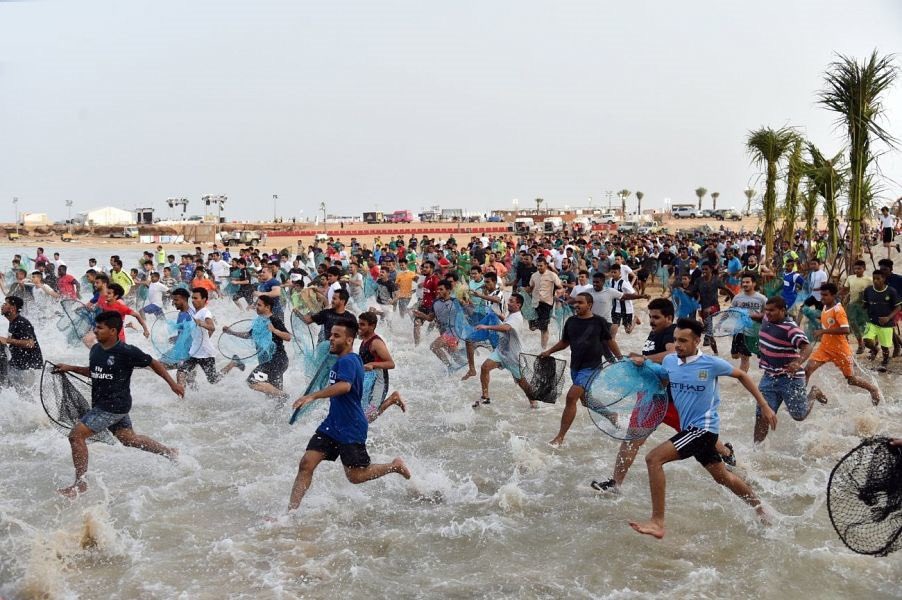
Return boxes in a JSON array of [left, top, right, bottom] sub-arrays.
[[89, 342, 153, 413], [641, 324, 676, 356], [562, 314, 613, 370]]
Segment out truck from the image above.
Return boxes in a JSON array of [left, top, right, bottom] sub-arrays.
[[223, 230, 262, 247], [543, 217, 564, 233], [387, 210, 413, 223], [514, 217, 535, 234], [671, 205, 698, 219], [109, 226, 140, 239], [363, 211, 384, 224]]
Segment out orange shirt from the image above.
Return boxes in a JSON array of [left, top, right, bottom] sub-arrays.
[[819, 303, 851, 355], [191, 278, 218, 293]]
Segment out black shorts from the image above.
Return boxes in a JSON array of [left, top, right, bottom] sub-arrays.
[[178, 357, 222, 383], [637, 269, 650, 282], [233, 288, 254, 303], [306, 431, 371, 468], [610, 312, 633, 326], [803, 296, 823, 311], [670, 427, 721, 466], [883, 227, 894, 244], [246, 357, 288, 389], [414, 303, 434, 323], [730, 333, 751, 357], [530, 301, 552, 332]]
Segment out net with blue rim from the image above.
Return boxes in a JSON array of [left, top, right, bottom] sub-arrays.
[[150, 312, 199, 364], [218, 317, 275, 362], [57, 299, 96, 345], [705, 308, 755, 337], [672, 288, 700, 319], [584, 360, 668, 440]]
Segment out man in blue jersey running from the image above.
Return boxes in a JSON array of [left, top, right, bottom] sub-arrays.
[[287, 315, 411, 512], [628, 318, 777, 539]]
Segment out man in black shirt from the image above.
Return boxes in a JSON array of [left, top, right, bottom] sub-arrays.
[[0, 296, 43, 393], [222, 295, 292, 398], [302, 288, 351, 343], [54, 311, 184, 498], [590, 298, 736, 493], [514, 253, 536, 292], [541, 292, 622, 446]]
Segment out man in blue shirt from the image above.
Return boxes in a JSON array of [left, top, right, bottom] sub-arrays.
[[628, 318, 777, 539], [288, 315, 411, 512], [780, 258, 805, 309]]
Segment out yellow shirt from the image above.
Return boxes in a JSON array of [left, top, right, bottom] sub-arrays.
[[845, 274, 872, 303], [395, 271, 417, 299], [110, 269, 134, 295]]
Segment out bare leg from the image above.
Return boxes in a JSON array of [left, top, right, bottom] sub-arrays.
[[370, 391, 406, 422], [250, 381, 287, 398], [413, 320, 422, 346], [58, 422, 93, 498], [479, 359, 497, 400], [114, 428, 178, 460], [430, 338, 451, 367], [753, 412, 772, 443], [847, 375, 882, 405], [288, 450, 326, 511], [549, 385, 584, 446], [705, 461, 768, 524], [739, 355, 750, 372], [610, 323, 620, 339], [629, 441, 681, 538], [461, 342, 477, 380], [344, 457, 411, 484], [540, 328, 549, 350], [612, 438, 647, 487]]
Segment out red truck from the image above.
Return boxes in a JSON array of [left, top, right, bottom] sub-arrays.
[[388, 210, 413, 223]]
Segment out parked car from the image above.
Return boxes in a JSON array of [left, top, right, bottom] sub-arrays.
[[672, 207, 698, 219], [598, 213, 618, 224], [110, 227, 139, 239], [223, 230, 262, 247], [713, 209, 742, 221], [698, 209, 713, 218]]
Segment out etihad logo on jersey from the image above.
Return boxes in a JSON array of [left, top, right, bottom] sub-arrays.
[[670, 381, 708, 392]]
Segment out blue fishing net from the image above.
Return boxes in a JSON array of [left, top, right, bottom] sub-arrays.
[[251, 317, 276, 363], [56, 299, 95, 344], [706, 308, 755, 337], [520, 298, 537, 322], [223, 268, 242, 295], [553, 302, 573, 338], [584, 360, 668, 441], [363, 276, 379, 299], [801, 306, 822, 341], [290, 310, 317, 364], [150, 312, 199, 363], [450, 301, 500, 347], [744, 321, 762, 356], [656, 264, 670, 291], [218, 318, 272, 361], [289, 352, 338, 425], [672, 288, 699, 319]]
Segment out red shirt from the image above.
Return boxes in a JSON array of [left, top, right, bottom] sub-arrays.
[[369, 265, 380, 280], [57, 274, 79, 299], [421, 274, 440, 310], [97, 297, 135, 341]]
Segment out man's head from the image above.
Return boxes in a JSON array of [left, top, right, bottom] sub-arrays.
[[878, 259, 893, 278], [106, 283, 125, 301], [421, 261, 435, 276], [329, 315, 359, 355], [592, 273, 604, 291], [1, 295, 23, 318], [437, 280, 452, 300], [574, 292, 593, 316], [741, 273, 757, 293], [853, 260, 867, 277], [332, 288, 349, 310], [764, 296, 787, 323], [873, 270, 886, 288], [255, 294, 275, 316], [820, 282, 839, 306], [674, 318, 704, 358], [647, 298, 675, 332], [508, 292, 523, 314], [171, 287, 190, 311], [191, 287, 209, 311], [357, 310, 377, 338], [94, 310, 124, 344]]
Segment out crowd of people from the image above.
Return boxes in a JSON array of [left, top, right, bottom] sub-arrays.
[[1, 215, 899, 537]]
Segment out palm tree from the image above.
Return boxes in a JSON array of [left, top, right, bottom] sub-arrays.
[[618, 189, 631, 217], [710, 192, 720, 212], [534, 197, 544, 212], [635, 191, 644, 215], [801, 180, 819, 248], [780, 139, 804, 242], [806, 142, 845, 256], [747, 127, 798, 263], [694, 187, 707, 211], [818, 51, 899, 263], [743, 187, 757, 216]]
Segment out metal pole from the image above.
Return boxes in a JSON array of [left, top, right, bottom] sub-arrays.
[[12, 197, 18, 235], [273, 194, 278, 223]]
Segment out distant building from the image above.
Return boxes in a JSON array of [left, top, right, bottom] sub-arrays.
[[79, 206, 135, 226], [22, 212, 50, 226]]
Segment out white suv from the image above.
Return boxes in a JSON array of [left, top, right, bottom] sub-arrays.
[[672, 207, 698, 219]]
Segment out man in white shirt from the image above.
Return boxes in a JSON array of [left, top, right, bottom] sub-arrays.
[[608, 263, 643, 337], [176, 287, 224, 392], [140, 272, 168, 318], [879, 205, 898, 258], [805, 258, 829, 307], [473, 293, 536, 408], [209, 252, 231, 290], [570, 270, 593, 299]]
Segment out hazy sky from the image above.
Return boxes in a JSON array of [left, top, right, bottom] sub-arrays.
[[1, 0, 901, 222]]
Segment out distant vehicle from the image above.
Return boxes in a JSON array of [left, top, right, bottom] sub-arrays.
[[698, 209, 713, 218], [109, 226, 139, 239], [363, 211, 384, 224], [713, 209, 742, 221], [223, 230, 262, 247], [618, 220, 640, 233], [514, 217, 535, 234], [186, 215, 203, 222], [487, 215, 503, 223], [572, 217, 592, 233], [387, 210, 413, 223], [599, 213, 617, 224], [543, 217, 564, 233], [672, 206, 698, 219]]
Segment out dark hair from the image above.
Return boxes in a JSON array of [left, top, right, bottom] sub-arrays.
[[192, 287, 209, 300], [510, 292, 524, 307], [358, 311, 378, 326], [578, 292, 594, 305], [327, 266, 342, 277], [334, 288, 350, 304], [95, 310, 124, 333], [108, 283, 125, 298], [438, 279, 453, 291], [95, 273, 109, 285], [172, 287, 190, 300], [821, 282, 838, 295], [854, 260, 867, 268], [878, 259, 893, 268], [484, 272, 497, 283], [648, 298, 675, 318], [5, 296, 23, 311], [257, 294, 275, 309], [333, 315, 359, 338], [740, 272, 758, 284], [675, 318, 704, 338], [873, 270, 884, 278], [765, 296, 787, 310]]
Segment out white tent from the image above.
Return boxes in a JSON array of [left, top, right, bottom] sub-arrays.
[[81, 206, 134, 226]]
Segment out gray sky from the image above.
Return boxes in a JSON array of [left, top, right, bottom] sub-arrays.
[[1, 0, 901, 222]]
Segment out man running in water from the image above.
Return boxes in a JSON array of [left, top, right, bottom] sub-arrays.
[[473, 292, 536, 408], [729, 273, 767, 372], [357, 311, 406, 421], [221, 295, 292, 399], [541, 292, 622, 446], [54, 311, 184, 498], [628, 318, 776, 539], [288, 315, 411, 512], [462, 271, 505, 380], [591, 298, 736, 493]]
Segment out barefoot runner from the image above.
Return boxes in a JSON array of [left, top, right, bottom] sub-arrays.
[[357, 311, 406, 422]]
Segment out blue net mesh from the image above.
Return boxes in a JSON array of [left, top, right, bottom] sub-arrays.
[[762, 277, 783, 299], [363, 276, 379, 299], [218, 319, 263, 361], [553, 302, 573, 338], [151, 313, 199, 363], [289, 352, 338, 424], [520, 298, 537, 322], [800, 306, 822, 340], [584, 360, 668, 440], [706, 308, 755, 337], [223, 268, 242, 295], [290, 311, 317, 364], [656, 265, 670, 291], [672, 288, 699, 319], [251, 317, 276, 363], [847, 301, 869, 335], [744, 321, 762, 356], [450, 302, 500, 347], [57, 299, 95, 344]]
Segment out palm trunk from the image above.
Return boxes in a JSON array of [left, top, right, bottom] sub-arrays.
[[763, 161, 778, 268]]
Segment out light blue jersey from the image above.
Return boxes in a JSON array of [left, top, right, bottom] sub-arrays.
[[647, 353, 734, 434]]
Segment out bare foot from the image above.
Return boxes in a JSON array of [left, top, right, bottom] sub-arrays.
[[548, 436, 564, 447], [629, 519, 665, 539], [870, 390, 882, 406], [530, 401, 538, 409], [391, 458, 412, 479], [756, 505, 772, 527], [166, 447, 180, 462], [461, 370, 477, 381], [57, 480, 88, 499], [808, 385, 828, 404], [389, 392, 407, 413]]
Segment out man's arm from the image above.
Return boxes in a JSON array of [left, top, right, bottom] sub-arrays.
[[539, 339, 569, 357], [53, 363, 91, 376], [628, 342, 675, 364], [364, 338, 395, 371], [149, 359, 185, 398], [292, 380, 352, 410], [605, 337, 623, 360], [195, 316, 216, 334], [131, 310, 151, 337], [268, 323, 292, 341]]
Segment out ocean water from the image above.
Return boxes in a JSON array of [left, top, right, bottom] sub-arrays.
[[1, 247, 900, 599]]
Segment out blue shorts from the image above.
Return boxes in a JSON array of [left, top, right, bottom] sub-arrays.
[[757, 374, 810, 421], [80, 407, 132, 433], [488, 349, 522, 379], [570, 367, 595, 389], [142, 303, 164, 315]]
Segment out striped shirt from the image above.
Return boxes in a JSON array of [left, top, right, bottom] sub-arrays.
[[758, 317, 809, 378]]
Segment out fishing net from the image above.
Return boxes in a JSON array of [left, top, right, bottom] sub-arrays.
[[800, 306, 822, 341], [584, 360, 668, 440], [655, 265, 670, 291], [450, 302, 499, 347], [289, 353, 338, 425], [672, 288, 699, 319], [706, 308, 754, 337], [847, 301, 869, 336], [553, 302, 573, 339], [290, 310, 317, 364], [56, 299, 95, 344], [520, 299, 537, 322], [744, 321, 762, 356], [361, 370, 387, 420], [363, 276, 379, 299], [0, 344, 8, 383], [39, 362, 116, 445], [517, 353, 566, 403], [827, 436, 902, 556], [150, 313, 199, 363], [222, 268, 242, 296], [761, 277, 783, 299], [218, 318, 275, 362]]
